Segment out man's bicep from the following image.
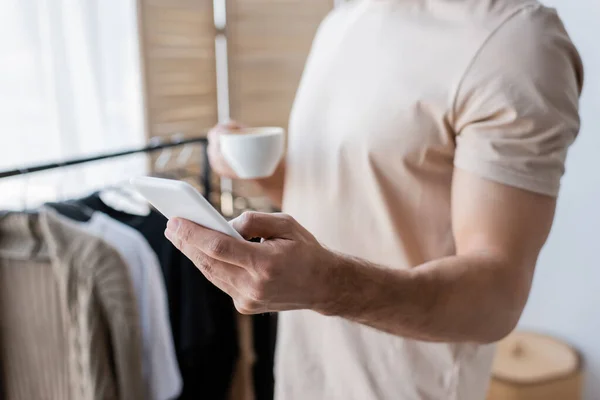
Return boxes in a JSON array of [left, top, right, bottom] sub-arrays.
[[451, 167, 556, 269], [452, 7, 581, 198]]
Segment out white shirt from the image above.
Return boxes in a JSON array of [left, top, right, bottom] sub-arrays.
[[79, 212, 182, 400]]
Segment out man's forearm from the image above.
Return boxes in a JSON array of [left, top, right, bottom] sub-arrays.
[[253, 160, 286, 208], [317, 253, 532, 343]]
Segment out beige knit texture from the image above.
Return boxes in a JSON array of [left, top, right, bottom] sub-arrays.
[[0, 210, 145, 400]]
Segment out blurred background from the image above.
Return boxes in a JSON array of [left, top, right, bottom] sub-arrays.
[[0, 0, 598, 399]]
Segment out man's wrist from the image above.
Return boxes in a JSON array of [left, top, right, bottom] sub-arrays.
[[250, 161, 285, 207], [310, 251, 413, 323], [311, 251, 365, 317]]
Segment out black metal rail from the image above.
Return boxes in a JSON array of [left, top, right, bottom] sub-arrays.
[[0, 136, 211, 198]]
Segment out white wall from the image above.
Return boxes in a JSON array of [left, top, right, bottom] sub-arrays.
[[518, 1, 600, 398]]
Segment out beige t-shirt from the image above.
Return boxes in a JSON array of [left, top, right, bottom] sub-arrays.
[[278, 1, 583, 399]]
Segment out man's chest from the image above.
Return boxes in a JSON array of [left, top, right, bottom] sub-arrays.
[[287, 16, 474, 166]]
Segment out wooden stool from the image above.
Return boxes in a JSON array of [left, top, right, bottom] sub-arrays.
[[487, 331, 583, 400]]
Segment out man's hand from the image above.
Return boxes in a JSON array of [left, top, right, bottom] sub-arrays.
[[207, 121, 245, 179], [165, 212, 337, 314], [207, 120, 286, 206], [164, 170, 556, 344]]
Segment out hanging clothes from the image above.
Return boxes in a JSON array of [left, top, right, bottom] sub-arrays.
[[78, 193, 239, 400], [230, 313, 278, 400], [252, 314, 277, 400], [0, 209, 145, 400], [74, 212, 182, 400]]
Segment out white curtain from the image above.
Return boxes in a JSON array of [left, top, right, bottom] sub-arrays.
[[0, 0, 147, 209]]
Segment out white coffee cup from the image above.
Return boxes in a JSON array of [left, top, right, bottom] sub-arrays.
[[219, 127, 285, 179]]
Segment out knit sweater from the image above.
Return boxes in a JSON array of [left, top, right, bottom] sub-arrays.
[[0, 209, 145, 400]]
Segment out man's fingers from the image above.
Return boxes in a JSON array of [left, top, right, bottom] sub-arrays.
[[219, 120, 245, 131], [178, 239, 247, 294], [178, 240, 268, 315], [166, 218, 259, 268], [207, 140, 236, 177], [230, 211, 297, 240], [208, 121, 244, 139], [208, 140, 231, 169]]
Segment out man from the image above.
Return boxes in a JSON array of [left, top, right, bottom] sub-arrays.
[[164, 0, 583, 398]]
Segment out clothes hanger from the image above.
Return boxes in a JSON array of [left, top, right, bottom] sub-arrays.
[[46, 200, 95, 222], [98, 183, 150, 217], [151, 135, 180, 180], [19, 169, 30, 212], [171, 134, 194, 178], [97, 154, 153, 217], [45, 167, 95, 222], [170, 137, 200, 186]]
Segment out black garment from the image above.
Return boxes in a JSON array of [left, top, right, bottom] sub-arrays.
[[78, 193, 238, 400], [252, 313, 277, 400], [45, 201, 94, 222]]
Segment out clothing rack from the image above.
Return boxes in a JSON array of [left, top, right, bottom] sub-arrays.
[[0, 136, 212, 199]]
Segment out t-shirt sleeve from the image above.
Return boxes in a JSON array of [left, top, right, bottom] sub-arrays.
[[452, 5, 583, 197]]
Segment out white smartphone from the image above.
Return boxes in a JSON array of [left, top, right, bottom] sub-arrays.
[[130, 176, 244, 240]]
